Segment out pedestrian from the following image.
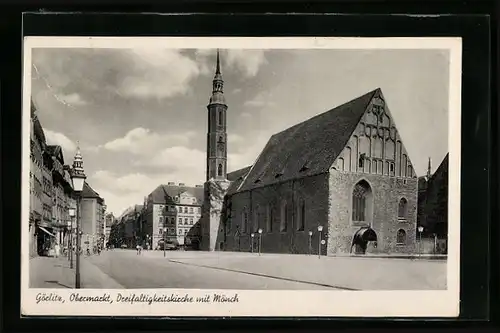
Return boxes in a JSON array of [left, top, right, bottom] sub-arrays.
[[136, 244, 140, 255], [54, 242, 60, 258]]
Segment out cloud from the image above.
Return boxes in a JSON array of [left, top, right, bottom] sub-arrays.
[[232, 88, 242, 94], [243, 91, 276, 108], [119, 49, 201, 99], [138, 146, 205, 170], [44, 129, 77, 155], [55, 93, 87, 106], [101, 128, 196, 155], [225, 50, 267, 77]]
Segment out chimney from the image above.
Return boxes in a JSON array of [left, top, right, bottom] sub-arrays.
[[167, 182, 176, 186], [178, 183, 186, 186], [195, 185, 203, 188]]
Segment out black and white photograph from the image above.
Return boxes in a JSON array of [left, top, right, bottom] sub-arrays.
[[22, 37, 461, 317]]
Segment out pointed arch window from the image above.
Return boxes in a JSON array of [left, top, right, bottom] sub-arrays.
[[241, 209, 248, 234], [218, 110, 223, 126], [352, 180, 372, 223], [296, 200, 306, 231], [217, 164, 223, 177], [396, 229, 407, 245], [280, 200, 288, 232], [398, 198, 408, 219]]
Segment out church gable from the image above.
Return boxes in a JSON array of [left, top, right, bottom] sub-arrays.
[[333, 90, 417, 178]]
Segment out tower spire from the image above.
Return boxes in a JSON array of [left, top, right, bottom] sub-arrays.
[[216, 49, 221, 75], [427, 157, 432, 179]]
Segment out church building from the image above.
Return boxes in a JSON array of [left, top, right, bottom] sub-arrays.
[[201, 51, 418, 255]]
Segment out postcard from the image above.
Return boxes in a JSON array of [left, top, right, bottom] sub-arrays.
[[22, 36, 461, 317]]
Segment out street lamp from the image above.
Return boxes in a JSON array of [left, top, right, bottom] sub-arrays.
[[251, 233, 255, 253], [163, 227, 167, 257], [68, 208, 75, 269], [308, 231, 313, 255], [70, 145, 86, 289], [317, 225, 323, 259], [258, 228, 263, 256], [417, 226, 424, 256]]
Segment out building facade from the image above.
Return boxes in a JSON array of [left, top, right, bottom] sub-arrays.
[[215, 88, 418, 255], [104, 213, 115, 246], [30, 101, 77, 257], [81, 182, 106, 251], [143, 183, 203, 249], [417, 153, 449, 254]]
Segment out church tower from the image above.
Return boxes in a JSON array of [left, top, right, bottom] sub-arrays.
[[206, 49, 228, 181]]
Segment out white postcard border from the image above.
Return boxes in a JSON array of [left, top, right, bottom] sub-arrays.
[[21, 36, 462, 317]]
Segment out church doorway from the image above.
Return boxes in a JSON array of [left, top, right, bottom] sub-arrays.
[[351, 227, 377, 254]]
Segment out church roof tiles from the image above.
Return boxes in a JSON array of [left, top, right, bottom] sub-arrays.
[[235, 88, 380, 193]]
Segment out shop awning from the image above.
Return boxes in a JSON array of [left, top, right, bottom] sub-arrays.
[[39, 226, 57, 238]]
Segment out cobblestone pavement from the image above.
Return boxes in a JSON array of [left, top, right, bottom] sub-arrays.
[[87, 249, 446, 290]]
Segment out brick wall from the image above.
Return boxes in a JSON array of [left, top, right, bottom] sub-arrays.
[[327, 170, 418, 255], [224, 173, 330, 254]]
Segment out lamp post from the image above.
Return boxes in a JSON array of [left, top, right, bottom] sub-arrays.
[[317, 225, 323, 259], [163, 227, 167, 257], [258, 228, 263, 256], [308, 231, 313, 255], [417, 226, 424, 257], [251, 233, 255, 253], [68, 209, 75, 269], [70, 145, 86, 289]]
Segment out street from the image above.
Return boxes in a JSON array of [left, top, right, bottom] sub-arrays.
[[30, 249, 447, 290], [84, 250, 339, 290]]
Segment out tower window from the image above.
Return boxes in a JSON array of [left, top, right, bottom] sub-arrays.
[[218, 164, 223, 176], [218, 110, 222, 126]]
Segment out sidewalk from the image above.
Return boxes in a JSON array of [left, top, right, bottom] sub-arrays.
[[29, 255, 124, 289], [168, 252, 448, 290]]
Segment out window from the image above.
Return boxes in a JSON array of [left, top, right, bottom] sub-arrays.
[[358, 153, 365, 168], [242, 210, 248, 234], [352, 180, 371, 222], [398, 198, 408, 219], [396, 229, 406, 244], [198, 207, 201, 214], [179, 229, 184, 235], [159, 228, 163, 235], [280, 201, 288, 232], [267, 205, 273, 232], [189, 207, 193, 213], [190, 218, 194, 225], [184, 218, 188, 224], [178, 218, 182, 224], [297, 200, 305, 231], [218, 110, 223, 126], [218, 164, 223, 176], [390, 162, 395, 173], [253, 207, 259, 232]]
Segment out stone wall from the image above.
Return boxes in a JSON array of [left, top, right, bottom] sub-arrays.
[[200, 179, 230, 251], [224, 173, 330, 255], [327, 170, 418, 255]]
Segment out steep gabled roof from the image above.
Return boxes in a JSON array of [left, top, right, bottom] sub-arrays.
[[227, 166, 252, 195], [149, 184, 204, 205], [236, 88, 379, 192], [82, 181, 102, 199]]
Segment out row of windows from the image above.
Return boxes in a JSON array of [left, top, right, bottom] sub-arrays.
[[158, 227, 197, 236], [159, 205, 201, 214], [159, 216, 196, 225], [236, 199, 308, 235]]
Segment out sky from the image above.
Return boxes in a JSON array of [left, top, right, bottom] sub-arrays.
[[30, 47, 450, 217]]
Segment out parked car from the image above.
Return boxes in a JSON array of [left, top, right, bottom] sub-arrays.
[[157, 239, 179, 251], [120, 244, 128, 249]]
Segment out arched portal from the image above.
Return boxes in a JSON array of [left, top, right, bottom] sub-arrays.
[[350, 227, 378, 254]]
